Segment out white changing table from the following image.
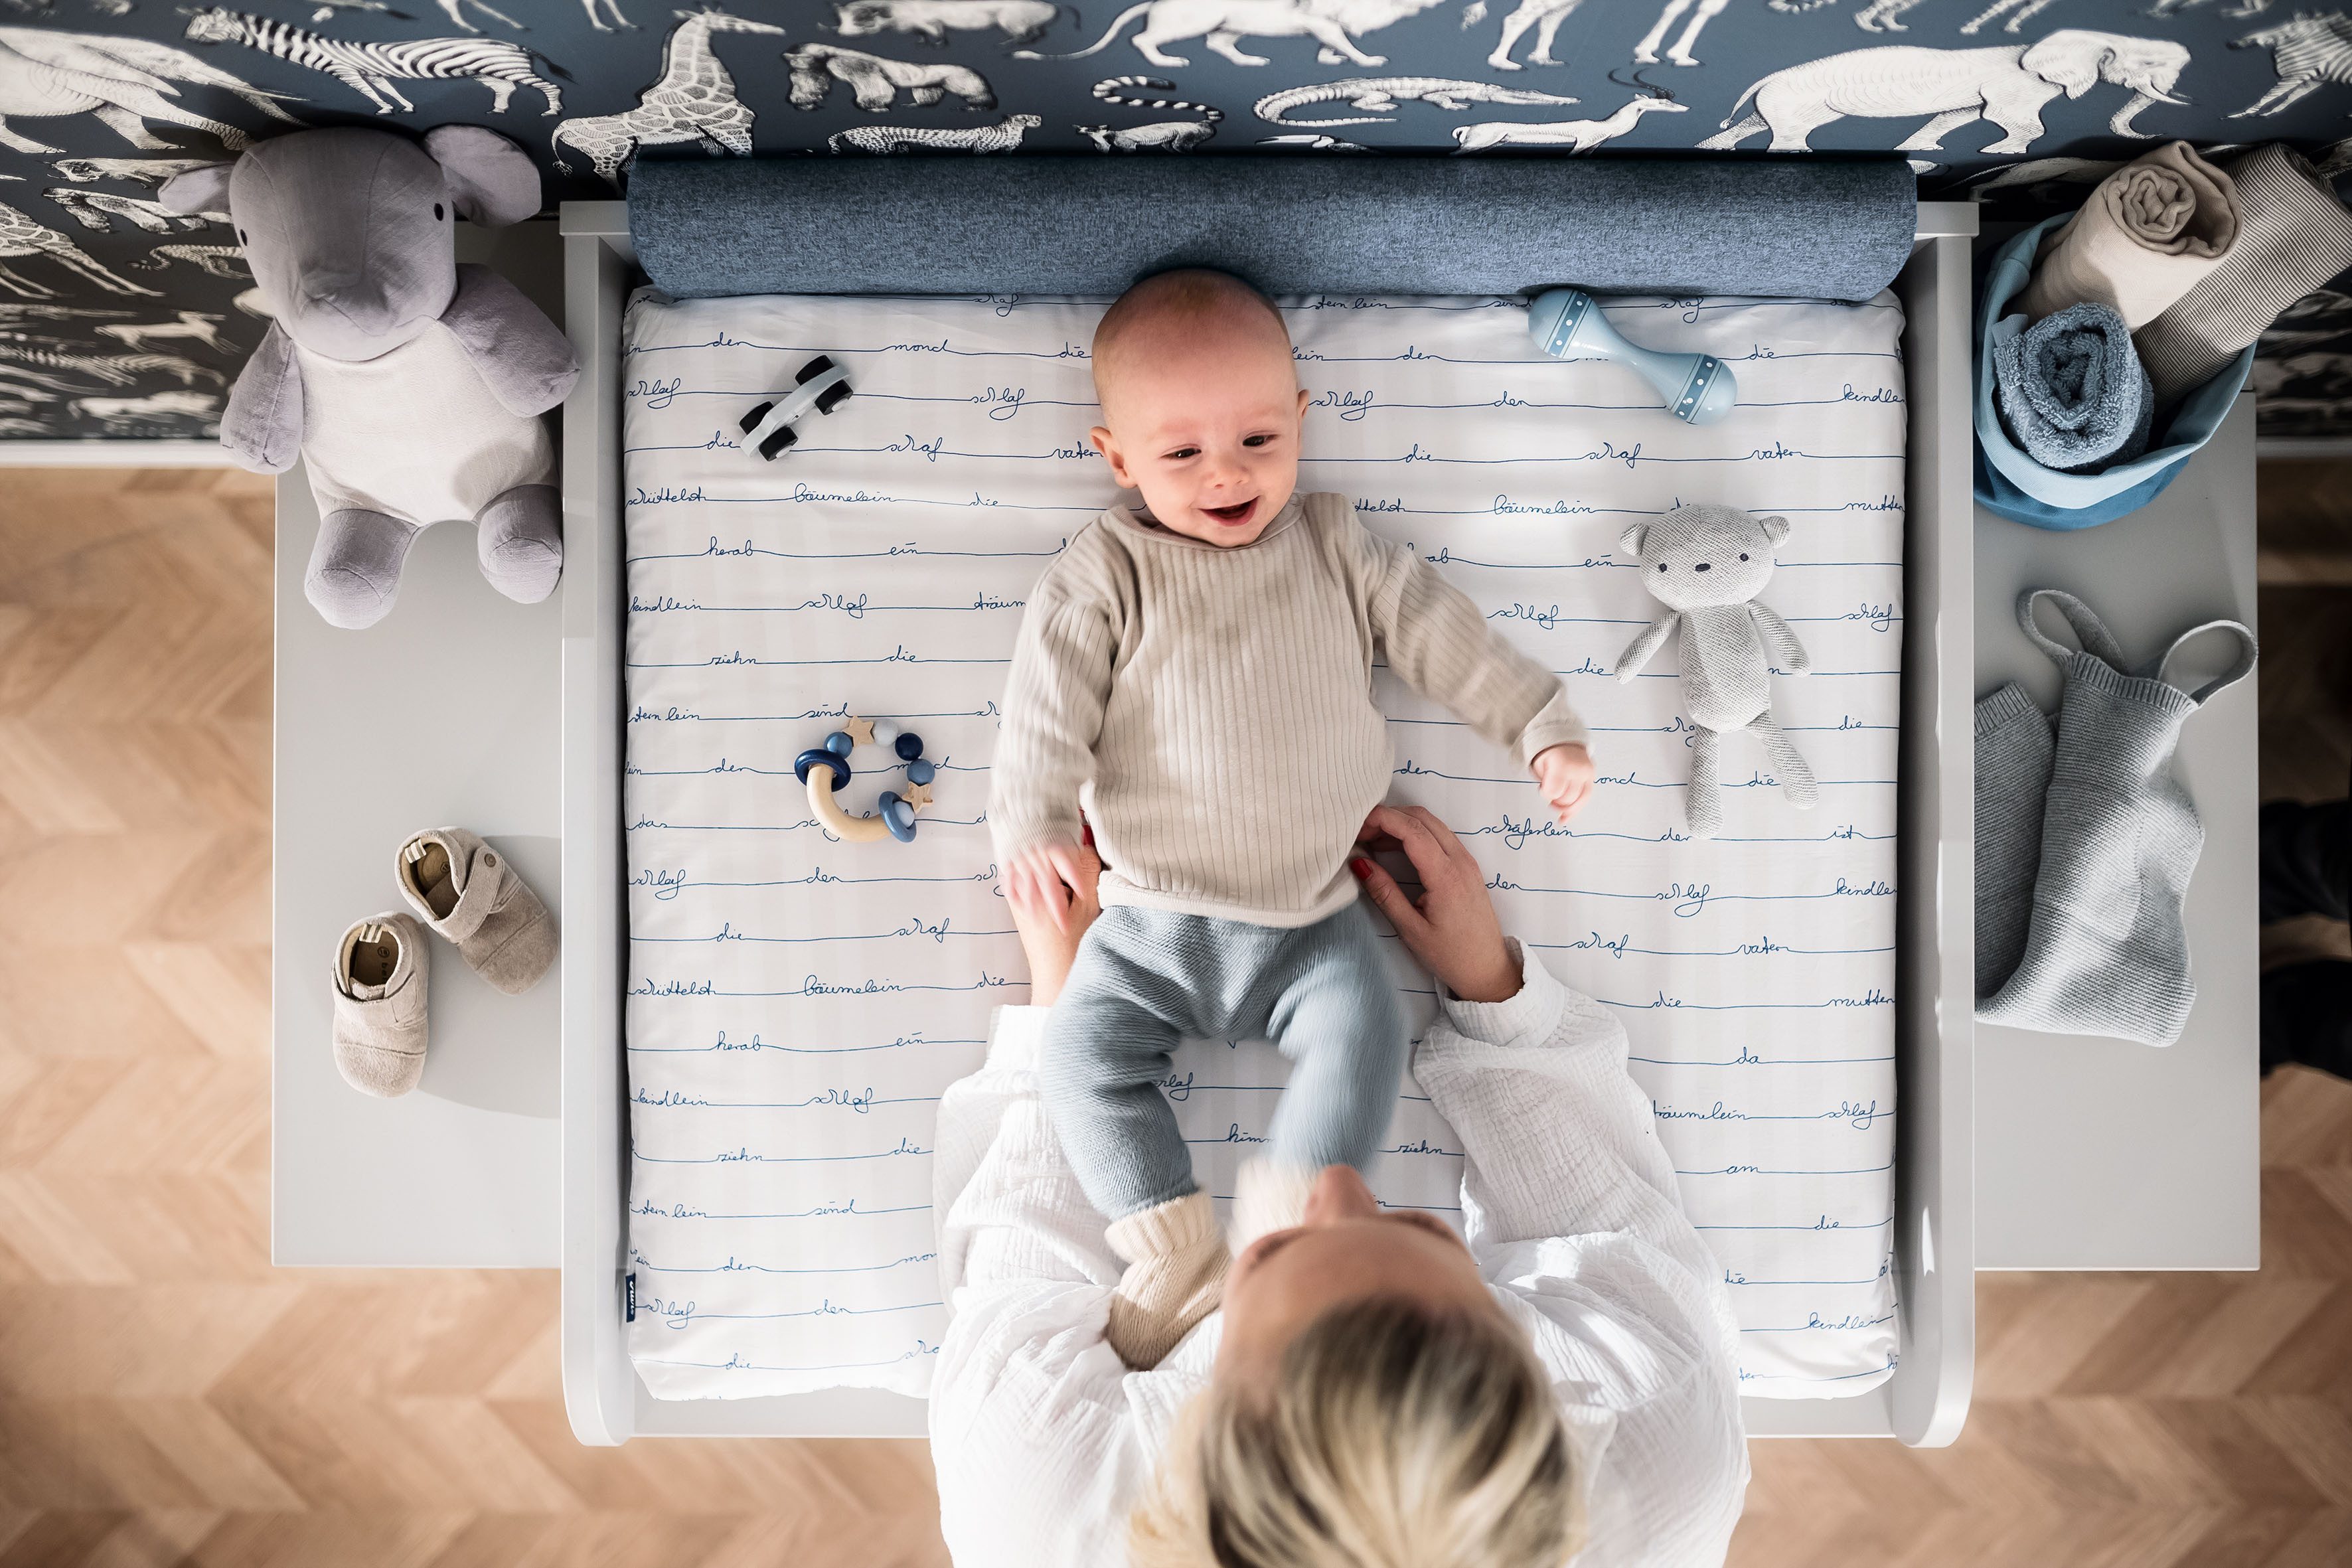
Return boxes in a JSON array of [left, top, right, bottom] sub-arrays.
[[268, 204, 2263, 1449]]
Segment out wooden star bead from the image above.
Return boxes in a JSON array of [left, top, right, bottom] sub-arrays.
[[842, 716, 875, 747], [900, 781, 935, 810]]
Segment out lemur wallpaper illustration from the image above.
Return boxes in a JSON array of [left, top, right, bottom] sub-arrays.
[[0, 0, 2349, 441]]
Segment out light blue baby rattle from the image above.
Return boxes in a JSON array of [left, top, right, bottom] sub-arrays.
[[1526, 287, 1737, 425]]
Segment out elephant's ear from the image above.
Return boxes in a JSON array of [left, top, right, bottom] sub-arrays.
[[2022, 32, 2106, 99], [159, 163, 236, 216], [424, 124, 541, 228], [1617, 521, 1647, 561], [1760, 514, 1791, 548]]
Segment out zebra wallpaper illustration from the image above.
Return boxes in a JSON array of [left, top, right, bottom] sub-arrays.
[[4, 0, 2352, 440]]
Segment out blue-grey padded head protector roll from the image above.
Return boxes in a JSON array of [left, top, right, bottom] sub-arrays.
[[627, 155, 1917, 304]]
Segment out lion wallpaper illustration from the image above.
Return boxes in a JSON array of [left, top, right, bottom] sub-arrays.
[[1, 0, 2349, 441]]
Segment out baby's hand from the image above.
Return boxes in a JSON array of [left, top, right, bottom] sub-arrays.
[[1004, 838, 1094, 934], [1531, 743, 1595, 823]]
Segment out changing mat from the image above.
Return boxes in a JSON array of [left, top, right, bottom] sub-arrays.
[[622, 290, 1905, 1403]]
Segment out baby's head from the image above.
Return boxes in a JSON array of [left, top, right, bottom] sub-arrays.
[[1089, 269, 1306, 547]]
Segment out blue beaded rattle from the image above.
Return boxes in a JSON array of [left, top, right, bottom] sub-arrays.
[[792, 716, 937, 844], [1526, 287, 1737, 426]]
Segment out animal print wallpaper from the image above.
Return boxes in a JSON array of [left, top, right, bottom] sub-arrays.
[[3, 0, 2351, 441]]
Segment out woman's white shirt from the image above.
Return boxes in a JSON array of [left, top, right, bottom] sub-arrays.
[[929, 943, 1750, 1567]]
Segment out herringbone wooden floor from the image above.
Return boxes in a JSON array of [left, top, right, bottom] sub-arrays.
[[0, 469, 2346, 1567]]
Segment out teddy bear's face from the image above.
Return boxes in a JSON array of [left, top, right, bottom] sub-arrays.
[[1620, 505, 1790, 611]]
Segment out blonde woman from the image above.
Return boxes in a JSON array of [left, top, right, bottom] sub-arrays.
[[930, 804, 1749, 1566]]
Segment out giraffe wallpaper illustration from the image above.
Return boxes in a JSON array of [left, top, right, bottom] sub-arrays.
[[3, 0, 2352, 441]]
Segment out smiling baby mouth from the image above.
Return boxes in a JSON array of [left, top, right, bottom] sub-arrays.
[[1205, 498, 1257, 524]]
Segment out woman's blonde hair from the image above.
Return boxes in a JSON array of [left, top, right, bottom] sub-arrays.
[[1129, 1296, 1583, 1568]]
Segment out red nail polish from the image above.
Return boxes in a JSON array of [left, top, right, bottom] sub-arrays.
[[1349, 857, 1372, 878]]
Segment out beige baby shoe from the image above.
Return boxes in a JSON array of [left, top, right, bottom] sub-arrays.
[[333, 913, 430, 1097], [394, 827, 556, 995], [1103, 1190, 1232, 1370]]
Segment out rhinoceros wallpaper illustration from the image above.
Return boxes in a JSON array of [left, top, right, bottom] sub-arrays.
[[0, 0, 2349, 441]]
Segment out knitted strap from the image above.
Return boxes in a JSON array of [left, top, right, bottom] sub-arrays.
[[2152, 618, 2257, 706], [2017, 588, 2129, 671]]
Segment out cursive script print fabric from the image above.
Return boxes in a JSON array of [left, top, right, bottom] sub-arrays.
[[621, 291, 1904, 1402]]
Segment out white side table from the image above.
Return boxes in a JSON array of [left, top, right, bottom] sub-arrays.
[[1972, 393, 2261, 1271], [272, 220, 566, 1267]]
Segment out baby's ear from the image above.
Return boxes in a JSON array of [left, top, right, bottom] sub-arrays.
[[1617, 521, 1646, 560], [1759, 514, 1791, 548]]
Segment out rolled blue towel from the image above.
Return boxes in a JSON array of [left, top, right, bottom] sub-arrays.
[[1992, 301, 2154, 474]]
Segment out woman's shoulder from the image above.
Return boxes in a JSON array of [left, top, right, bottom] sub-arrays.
[[1494, 1256, 1747, 1566], [931, 1284, 1204, 1567]]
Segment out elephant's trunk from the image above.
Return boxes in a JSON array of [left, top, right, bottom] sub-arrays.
[[2108, 87, 2184, 139]]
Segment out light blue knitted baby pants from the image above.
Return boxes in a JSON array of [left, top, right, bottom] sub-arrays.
[[1041, 901, 1408, 1221]]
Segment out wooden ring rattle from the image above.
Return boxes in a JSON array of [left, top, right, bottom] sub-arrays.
[[793, 715, 937, 844]]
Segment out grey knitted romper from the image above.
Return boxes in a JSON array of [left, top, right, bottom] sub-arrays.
[[1976, 589, 2256, 1046]]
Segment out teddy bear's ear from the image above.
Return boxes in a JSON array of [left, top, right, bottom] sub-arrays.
[[422, 124, 542, 228], [1760, 514, 1791, 548], [157, 163, 236, 217], [1617, 521, 1647, 560]]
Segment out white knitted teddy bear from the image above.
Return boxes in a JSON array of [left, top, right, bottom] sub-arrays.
[[1612, 504, 1816, 838]]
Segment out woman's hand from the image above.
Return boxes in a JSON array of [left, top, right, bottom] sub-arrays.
[[1003, 837, 1096, 934], [1350, 804, 1522, 1005], [1004, 837, 1102, 1006]]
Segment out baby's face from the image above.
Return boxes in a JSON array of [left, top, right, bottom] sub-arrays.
[[1089, 315, 1307, 548]]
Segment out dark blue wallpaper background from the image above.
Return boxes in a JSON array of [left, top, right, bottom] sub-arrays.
[[2, 0, 2349, 439]]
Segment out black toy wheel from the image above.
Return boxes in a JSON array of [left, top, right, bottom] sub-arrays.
[[757, 423, 799, 461], [815, 380, 853, 416], [796, 354, 835, 384], [738, 400, 773, 435]]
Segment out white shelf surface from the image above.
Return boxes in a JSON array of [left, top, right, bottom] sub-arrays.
[[272, 218, 566, 1268], [1972, 394, 2261, 1273]]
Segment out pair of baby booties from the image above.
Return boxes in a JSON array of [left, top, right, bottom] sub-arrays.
[[331, 828, 558, 1097]]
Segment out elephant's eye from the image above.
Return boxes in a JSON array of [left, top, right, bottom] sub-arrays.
[[1739, 552, 1749, 561], [433, 202, 445, 220], [1657, 563, 1668, 572]]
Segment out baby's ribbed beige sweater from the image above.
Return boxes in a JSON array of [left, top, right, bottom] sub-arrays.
[[990, 492, 1588, 926]]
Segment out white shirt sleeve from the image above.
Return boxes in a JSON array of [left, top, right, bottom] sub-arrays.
[[929, 1006, 1207, 1568], [1415, 943, 1751, 1568]]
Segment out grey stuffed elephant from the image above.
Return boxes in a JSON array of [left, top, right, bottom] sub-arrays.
[[1613, 505, 1816, 838], [159, 125, 580, 629]]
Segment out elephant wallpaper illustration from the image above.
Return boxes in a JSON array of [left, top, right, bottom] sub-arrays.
[[3, 0, 2352, 440]]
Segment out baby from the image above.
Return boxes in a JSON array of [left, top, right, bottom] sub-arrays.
[[990, 271, 1595, 1366]]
